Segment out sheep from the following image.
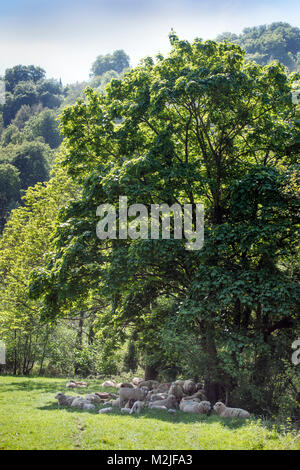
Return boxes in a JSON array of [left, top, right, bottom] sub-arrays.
[[66, 380, 88, 388], [130, 401, 144, 415], [124, 398, 136, 409], [180, 400, 211, 415], [156, 383, 171, 392], [183, 380, 197, 395], [66, 381, 77, 389], [70, 397, 96, 410], [174, 379, 185, 387], [55, 392, 78, 406], [111, 398, 121, 407], [101, 380, 116, 388], [132, 377, 143, 386], [116, 382, 134, 389], [181, 397, 201, 404], [148, 405, 167, 411], [168, 383, 184, 400], [99, 407, 113, 414], [149, 393, 168, 402], [196, 382, 203, 391], [119, 387, 148, 407], [121, 407, 131, 414], [137, 380, 159, 390], [85, 393, 102, 404], [149, 394, 178, 410], [82, 402, 96, 410], [213, 402, 250, 419], [94, 392, 110, 400]]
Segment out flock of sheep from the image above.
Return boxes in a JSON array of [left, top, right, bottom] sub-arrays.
[[55, 377, 251, 419]]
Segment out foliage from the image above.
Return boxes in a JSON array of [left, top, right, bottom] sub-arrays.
[[90, 49, 130, 77], [0, 163, 20, 231], [217, 22, 300, 71], [28, 34, 299, 413], [0, 167, 78, 374]]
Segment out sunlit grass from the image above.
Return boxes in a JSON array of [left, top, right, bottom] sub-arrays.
[[0, 376, 298, 450]]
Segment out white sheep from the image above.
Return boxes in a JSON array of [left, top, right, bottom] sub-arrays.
[[99, 407, 113, 414], [119, 387, 148, 407], [82, 402, 96, 410], [148, 404, 167, 411], [183, 380, 197, 395], [149, 394, 178, 410], [85, 393, 102, 404], [70, 397, 95, 410], [180, 400, 211, 414], [101, 380, 116, 388], [121, 407, 131, 414], [213, 401, 250, 419], [149, 392, 168, 402], [168, 383, 184, 400], [130, 401, 144, 415], [55, 392, 79, 406]]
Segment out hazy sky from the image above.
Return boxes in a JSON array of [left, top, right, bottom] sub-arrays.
[[0, 0, 299, 84]]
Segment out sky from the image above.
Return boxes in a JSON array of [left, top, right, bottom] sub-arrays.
[[0, 0, 300, 84]]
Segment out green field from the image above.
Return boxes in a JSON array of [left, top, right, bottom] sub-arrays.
[[0, 376, 299, 450]]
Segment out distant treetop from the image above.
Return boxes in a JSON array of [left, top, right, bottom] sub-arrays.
[[4, 65, 46, 93], [217, 22, 300, 71], [90, 49, 130, 77]]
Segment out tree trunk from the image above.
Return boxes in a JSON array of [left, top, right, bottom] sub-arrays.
[[74, 311, 84, 375], [144, 364, 159, 381]]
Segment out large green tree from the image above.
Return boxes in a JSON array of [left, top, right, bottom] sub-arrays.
[[30, 35, 299, 409]]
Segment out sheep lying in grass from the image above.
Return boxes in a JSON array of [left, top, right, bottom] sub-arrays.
[[116, 382, 134, 389], [183, 380, 197, 395], [149, 394, 178, 410], [55, 392, 79, 406], [99, 407, 113, 414], [101, 380, 116, 388], [130, 400, 144, 415], [168, 383, 184, 400], [66, 380, 88, 388], [71, 397, 96, 410], [85, 393, 103, 404], [148, 392, 168, 402], [111, 398, 121, 407], [119, 387, 148, 407], [149, 405, 167, 411], [137, 380, 159, 390], [180, 400, 211, 415], [132, 377, 143, 386], [121, 407, 131, 414], [213, 401, 250, 419]]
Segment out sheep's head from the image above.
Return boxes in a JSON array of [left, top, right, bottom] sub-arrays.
[[55, 392, 64, 399], [213, 401, 225, 412], [200, 401, 212, 414]]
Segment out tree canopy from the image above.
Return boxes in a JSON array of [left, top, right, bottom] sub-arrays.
[[90, 49, 130, 77], [217, 22, 300, 71], [29, 34, 300, 410]]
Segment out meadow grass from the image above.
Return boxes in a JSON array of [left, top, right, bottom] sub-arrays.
[[0, 375, 299, 450]]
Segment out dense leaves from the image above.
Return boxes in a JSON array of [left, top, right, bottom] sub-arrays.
[[29, 35, 299, 413]]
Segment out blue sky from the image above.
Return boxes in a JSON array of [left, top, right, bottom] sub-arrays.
[[0, 0, 299, 84]]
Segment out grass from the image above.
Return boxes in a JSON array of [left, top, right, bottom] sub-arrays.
[[0, 375, 299, 450]]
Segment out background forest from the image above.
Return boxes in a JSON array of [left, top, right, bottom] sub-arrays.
[[0, 22, 299, 423]]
